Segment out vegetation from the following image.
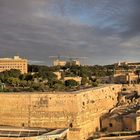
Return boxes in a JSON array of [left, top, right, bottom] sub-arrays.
[[65, 79, 79, 87], [0, 64, 115, 92]]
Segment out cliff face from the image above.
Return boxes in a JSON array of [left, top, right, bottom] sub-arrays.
[[0, 84, 122, 140]]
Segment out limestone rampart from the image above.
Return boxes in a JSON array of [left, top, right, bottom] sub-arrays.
[[0, 84, 122, 140]]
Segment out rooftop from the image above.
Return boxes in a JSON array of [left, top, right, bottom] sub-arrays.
[[0, 56, 26, 61], [0, 126, 68, 138]]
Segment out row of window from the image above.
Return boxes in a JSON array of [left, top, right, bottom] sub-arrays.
[[0, 66, 24, 68], [0, 63, 26, 66]]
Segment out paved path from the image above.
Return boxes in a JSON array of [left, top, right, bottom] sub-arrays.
[[99, 136, 140, 140]]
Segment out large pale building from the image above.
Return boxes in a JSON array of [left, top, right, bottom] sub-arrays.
[[0, 56, 28, 74], [53, 59, 80, 66]]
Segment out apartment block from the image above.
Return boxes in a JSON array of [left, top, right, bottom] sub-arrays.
[[0, 56, 28, 74]]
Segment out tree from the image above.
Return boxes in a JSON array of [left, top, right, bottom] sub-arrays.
[[36, 70, 58, 88], [0, 73, 5, 82], [81, 77, 89, 86], [79, 66, 91, 77], [5, 69, 21, 78], [53, 83, 65, 91], [30, 82, 40, 91], [53, 81, 65, 91], [0, 69, 21, 83], [91, 78, 99, 87], [25, 74, 33, 81], [65, 79, 78, 87], [7, 77, 20, 87], [19, 80, 28, 88], [37, 70, 57, 80]]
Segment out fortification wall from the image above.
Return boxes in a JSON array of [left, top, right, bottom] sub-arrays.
[[0, 84, 122, 140]]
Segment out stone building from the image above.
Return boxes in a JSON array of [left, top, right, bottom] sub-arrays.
[[64, 76, 82, 84], [0, 56, 28, 74], [116, 61, 140, 69], [53, 71, 62, 80], [101, 112, 140, 132], [113, 72, 138, 84], [123, 113, 140, 131]]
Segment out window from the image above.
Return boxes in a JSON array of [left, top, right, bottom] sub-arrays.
[[69, 123, 73, 128], [109, 123, 113, 127]]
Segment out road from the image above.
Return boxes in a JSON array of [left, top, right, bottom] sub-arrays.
[[99, 136, 140, 140]]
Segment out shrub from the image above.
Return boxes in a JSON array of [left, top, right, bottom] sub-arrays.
[[65, 79, 78, 87]]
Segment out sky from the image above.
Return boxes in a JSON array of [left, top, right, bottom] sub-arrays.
[[0, 0, 140, 65]]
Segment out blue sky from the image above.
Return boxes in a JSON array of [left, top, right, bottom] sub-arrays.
[[0, 0, 140, 65]]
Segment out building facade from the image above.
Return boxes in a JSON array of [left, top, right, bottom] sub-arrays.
[[53, 59, 66, 66], [0, 56, 28, 74], [64, 76, 82, 84], [101, 112, 140, 132], [53, 59, 80, 66], [113, 72, 138, 84]]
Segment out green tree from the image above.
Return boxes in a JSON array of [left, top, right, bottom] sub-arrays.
[[19, 80, 28, 88], [81, 77, 89, 86], [0, 69, 21, 83], [79, 66, 91, 77], [54, 83, 65, 91], [65, 79, 78, 87], [30, 82, 40, 91], [90, 78, 99, 87], [53, 81, 65, 91], [25, 74, 33, 81], [0, 73, 5, 82], [5, 69, 21, 78], [7, 77, 20, 87]]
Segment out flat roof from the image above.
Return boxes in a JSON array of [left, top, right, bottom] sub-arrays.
[[0, 126, 68, 138]]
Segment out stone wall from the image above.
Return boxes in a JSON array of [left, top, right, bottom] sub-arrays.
[[0, 84, 122, 140]]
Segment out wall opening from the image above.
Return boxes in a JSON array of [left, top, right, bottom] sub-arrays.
[[83, 102, 85, 106], [69, 123, 73, 128], [22, 123, 25, 127], [109, 123, 113, 127]]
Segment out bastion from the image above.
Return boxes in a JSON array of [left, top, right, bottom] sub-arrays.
[[0, 84, 122, 140]]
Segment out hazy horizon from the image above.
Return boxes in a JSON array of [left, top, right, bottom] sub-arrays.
[[0, 0, 140, 65]]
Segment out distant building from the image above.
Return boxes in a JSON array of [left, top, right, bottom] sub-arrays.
[[68, 60, 80, 66], [101, 112, 140, 132], [53, 59, 67, 66], [53, 59, 80, 66], [113, 72, 138, 84], [123, 113, 140, 131], [116, 61, 140, 69], [64, 76, 82, 84], [53, 71, 62, 80], [0, 56, 28, 74]]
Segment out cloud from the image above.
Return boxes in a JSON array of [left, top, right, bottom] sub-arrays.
[[0, 0, 140, 65]]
